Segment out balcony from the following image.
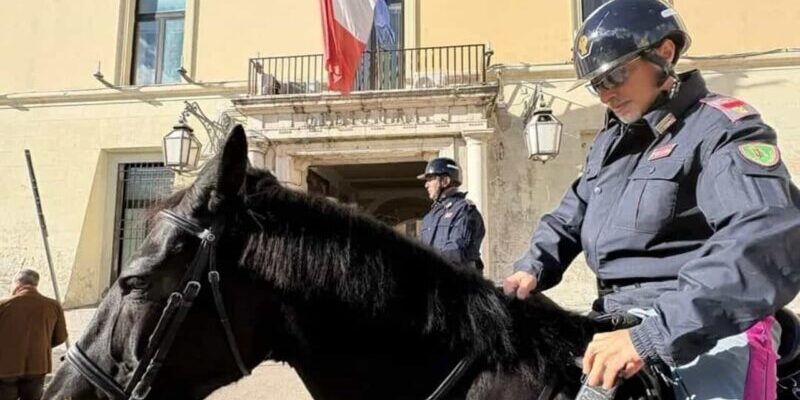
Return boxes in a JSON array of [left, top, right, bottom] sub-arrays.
[[247, 44, 491, 96]]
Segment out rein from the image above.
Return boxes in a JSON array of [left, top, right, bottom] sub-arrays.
[[66, 210, 249, 400]]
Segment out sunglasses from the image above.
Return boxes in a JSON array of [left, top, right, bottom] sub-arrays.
[[587, 56, 641, 95]]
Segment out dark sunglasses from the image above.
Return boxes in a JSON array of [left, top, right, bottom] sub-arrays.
[[588, 56, 641, 95]]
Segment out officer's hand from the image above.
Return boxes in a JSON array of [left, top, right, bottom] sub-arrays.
[[502, 271, 538, 300], [582, 329, 644, 390]]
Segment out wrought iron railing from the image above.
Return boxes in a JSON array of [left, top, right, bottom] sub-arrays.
[[248, 44, 490, 96]]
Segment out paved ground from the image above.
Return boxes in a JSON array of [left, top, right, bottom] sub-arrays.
[[50, 308, 312, 399]]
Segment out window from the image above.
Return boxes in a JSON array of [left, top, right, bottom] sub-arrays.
[[112, 163, 174, 281], [355, 0, 404, 90], [131, 0, 185, 85], [581, 0, 612, 21]]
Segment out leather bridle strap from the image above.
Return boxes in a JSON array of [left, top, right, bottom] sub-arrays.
[[65, 344, 127, 400], [65, 210, 250, 400], [127, 279, 203, 399], [208, 245, 250, 377], [426, 355, 475, 400]]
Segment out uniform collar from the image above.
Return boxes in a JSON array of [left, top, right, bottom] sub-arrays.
[[605, 70, 709, 136], [641, 70, 709, 136], [434, 190, 466, 206]]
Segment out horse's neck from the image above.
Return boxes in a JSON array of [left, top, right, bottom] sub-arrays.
[[270, 297, 464, 399], [285, 329, 465, 399]]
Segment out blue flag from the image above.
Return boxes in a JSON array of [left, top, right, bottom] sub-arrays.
[[374, 0, 396, 50]]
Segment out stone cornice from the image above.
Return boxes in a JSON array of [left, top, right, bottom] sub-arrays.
[[258, 129, 467, 145], [489, 53, 800, 82], [0, 81, 247, 107], [232, 84, 499, 115]]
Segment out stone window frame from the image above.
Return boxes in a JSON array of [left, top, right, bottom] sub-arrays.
[[114, 0, 198, 86]]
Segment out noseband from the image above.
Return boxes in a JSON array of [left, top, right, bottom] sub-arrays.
[[65, 209, 249, 400]]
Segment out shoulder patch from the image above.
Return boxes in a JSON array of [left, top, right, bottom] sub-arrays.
[[738, 143, 780, 168], [700, 95, 759, 122]]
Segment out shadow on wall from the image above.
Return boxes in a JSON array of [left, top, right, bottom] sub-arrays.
[[486, 81, 608, 282], [701, 69, 787, 97]]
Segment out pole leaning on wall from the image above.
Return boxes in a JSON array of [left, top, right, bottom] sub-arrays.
[[24, 150, 69, 347]]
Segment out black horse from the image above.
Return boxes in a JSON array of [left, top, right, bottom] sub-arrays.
[[45, 126, 683, 399]]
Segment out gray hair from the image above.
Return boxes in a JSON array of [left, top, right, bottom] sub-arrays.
[[14, 269, 40, 287]]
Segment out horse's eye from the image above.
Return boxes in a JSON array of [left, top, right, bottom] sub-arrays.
[[123, 277, 149, 291], [169, 243, 185, 255]]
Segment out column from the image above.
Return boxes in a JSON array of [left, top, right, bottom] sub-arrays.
[[462, 129, 494, 278]]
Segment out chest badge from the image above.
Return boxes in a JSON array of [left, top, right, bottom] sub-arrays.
[[648, 143, 677, 161], [444, 212, 454, 219], [654, 113, 677, 135]]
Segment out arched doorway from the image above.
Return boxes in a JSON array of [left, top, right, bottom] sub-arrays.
[[306, 161, 430, 238]]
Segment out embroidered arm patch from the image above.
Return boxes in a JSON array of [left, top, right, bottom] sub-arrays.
[[738, 143, 780, 168]]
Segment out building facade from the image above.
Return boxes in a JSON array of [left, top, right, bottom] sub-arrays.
[[2, 0, 800, 311]]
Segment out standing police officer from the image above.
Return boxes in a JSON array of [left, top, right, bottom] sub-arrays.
[[418, 157, 486, 273], [503, 0, 800, 396]]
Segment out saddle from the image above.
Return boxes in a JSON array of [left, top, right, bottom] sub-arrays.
[[776, 308, 800, 398], [590, 308, 800, 400]]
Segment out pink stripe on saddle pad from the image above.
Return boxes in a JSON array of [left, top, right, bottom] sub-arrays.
[[744, 316, 777, 400]]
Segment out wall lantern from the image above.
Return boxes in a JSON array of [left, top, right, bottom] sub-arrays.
[[163, 111, 202, 172]]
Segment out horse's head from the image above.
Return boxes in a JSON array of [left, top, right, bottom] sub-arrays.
[[46, 126, 279, 399]]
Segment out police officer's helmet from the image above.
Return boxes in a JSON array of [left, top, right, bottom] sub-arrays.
[[417, 157, 462, 185], [573, 0, 691, 84]]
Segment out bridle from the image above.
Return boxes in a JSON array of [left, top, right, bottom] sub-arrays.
[[65, 207, 487, 400], [65, 209, 249, 400]]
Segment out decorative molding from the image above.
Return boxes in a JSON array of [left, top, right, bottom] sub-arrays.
[[233, 85, 498, 114], [462, 128, 494, 142], [235, 85, 498, 144], [488, 53, 800, 82], [0, 81, 247, 107]]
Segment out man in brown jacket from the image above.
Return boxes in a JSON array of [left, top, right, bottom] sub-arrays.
[[0, 269, 67, 400]]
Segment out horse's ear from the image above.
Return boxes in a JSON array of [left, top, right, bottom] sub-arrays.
[[214, 125, 248, 201]]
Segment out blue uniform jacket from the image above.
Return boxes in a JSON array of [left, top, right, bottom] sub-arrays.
[[421, 191, 486, 271], [514, 70, 800, 365]]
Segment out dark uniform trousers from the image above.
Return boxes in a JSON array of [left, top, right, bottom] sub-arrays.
[[421, 191, 486, 272], [514, 70, 800, 366], [0, 375, 45, 400]]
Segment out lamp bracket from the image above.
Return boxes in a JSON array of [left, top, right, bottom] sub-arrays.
[[181, 101, 243, 154]]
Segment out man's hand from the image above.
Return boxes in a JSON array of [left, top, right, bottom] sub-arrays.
[[582, 329, 645, 390], [502, 271, 538, 299]]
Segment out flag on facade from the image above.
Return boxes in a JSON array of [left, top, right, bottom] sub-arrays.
[[320, 0, 386, 94], [374, 0, 396, 50]]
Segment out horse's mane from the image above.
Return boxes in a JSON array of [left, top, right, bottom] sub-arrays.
[[151, 166, 594, 383], [238, 169, 515, 359]]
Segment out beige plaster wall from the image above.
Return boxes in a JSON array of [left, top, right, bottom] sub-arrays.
[[0, 93, 235, 306]]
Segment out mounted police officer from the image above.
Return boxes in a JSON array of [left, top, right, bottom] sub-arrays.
[[418, 157, 486, 273], [503, 0, 800, 397]]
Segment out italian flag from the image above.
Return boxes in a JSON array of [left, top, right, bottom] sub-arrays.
[[320, 0, 378, 94]]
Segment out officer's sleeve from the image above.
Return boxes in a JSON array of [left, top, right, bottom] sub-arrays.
[[439, 205, 485, 266], [512, 172, 589, 291], [630, 120, 800, 365]]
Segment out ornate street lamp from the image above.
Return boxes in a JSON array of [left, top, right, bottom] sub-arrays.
[[522, 96, 563, 163], [163, 111, 202, 172]]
